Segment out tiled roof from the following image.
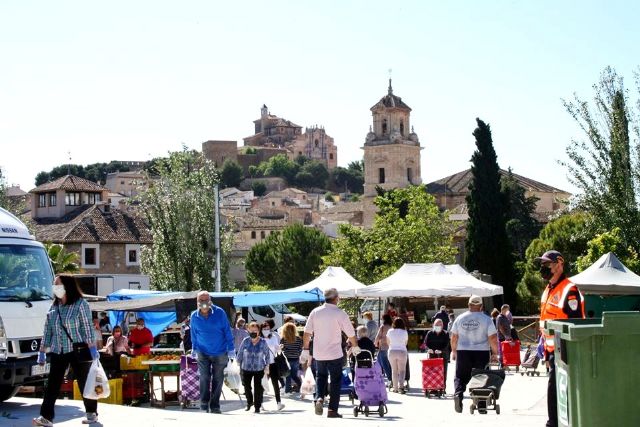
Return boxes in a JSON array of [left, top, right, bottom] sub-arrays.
[[28, 205, 152, 244], [370, 82, 411, 111], [6, 186, 27, 197], [30, 175, 107, 193], [231, 214, 288, 229], [426, 169, 570, 195]]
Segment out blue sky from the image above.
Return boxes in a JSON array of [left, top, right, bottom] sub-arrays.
[[1, 1, 639, 193]]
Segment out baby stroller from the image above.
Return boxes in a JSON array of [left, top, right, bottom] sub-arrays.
[[467, 363, 505, 415], [520, 344, 541, 376], [339, 367, 356, 404], [353, 350, 388, 418]]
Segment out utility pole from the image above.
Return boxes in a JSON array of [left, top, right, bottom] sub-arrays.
[[214, 183, 222, 292]]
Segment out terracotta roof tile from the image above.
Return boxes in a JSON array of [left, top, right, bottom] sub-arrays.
[[30, 175, 107, 193], [426, 169, 570, 195]]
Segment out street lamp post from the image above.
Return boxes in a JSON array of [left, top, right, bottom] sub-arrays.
[[214, 183, 222, 292]]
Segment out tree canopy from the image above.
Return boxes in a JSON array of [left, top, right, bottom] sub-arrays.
[[220, 159, 244, 189], [34, 161, 133, 186], [138, 148, 233, 291], [323, 185, 457, 284], [245, 223, 332, 290]]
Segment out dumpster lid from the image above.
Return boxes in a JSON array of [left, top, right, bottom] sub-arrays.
[[546, 311, 640, 340]]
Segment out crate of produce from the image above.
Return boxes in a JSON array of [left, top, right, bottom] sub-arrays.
[[74, 378, 123, 405], [120, 354, 150, 371], [149, 363, 180, 372], [121, 372, 148, 400]]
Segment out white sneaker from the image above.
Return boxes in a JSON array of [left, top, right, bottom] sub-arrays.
[[277, 403, 285, 411], [81, 413, 98, 424], [32, 416, 53, 427]]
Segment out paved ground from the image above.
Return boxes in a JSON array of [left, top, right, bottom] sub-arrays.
[[1, 353, 549, 427]]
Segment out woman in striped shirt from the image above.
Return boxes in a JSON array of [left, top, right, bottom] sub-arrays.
[[33, 275, 99, 427], [280, 322, 303, 393]]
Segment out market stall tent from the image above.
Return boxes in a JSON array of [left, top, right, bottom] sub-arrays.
[[570, 252, 640, 295], [356, 263, 504, 298], [286, 266, 366, 298]]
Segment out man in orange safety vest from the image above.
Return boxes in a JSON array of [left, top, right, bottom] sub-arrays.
[[537, 250, 585, 427]]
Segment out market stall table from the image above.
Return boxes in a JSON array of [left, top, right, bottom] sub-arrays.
[[143, 350, 182, 408]]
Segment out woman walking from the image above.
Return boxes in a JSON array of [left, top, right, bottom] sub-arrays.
[[33, 275, 100, 426], [237, 322, 271, 413], [374, 314, 393, 382], [261, 319, 285, 410], [280, 322, 303, 394], [386, 317, 409, 393]]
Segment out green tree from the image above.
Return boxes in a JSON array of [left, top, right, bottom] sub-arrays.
[[562, 67, 640, 253], [323, 185, 458, 284], [295, 160, 329, 189], [576, 228, 640, 273], [245, 223, 332, 289], [501, 168, 541, 259], [45, 243, 79, 274], [220, 159, 244, 189], [0, 168, 8, 210], [251, 181, 267, 196], [465, 118, 516, 306], [138, 148, 233, 291], [258, 154, 299, 184], [516, 212, 589, 310], [0, 168, 27, 215], [329, 161, 364, 194], [34, 161, 131, 185]]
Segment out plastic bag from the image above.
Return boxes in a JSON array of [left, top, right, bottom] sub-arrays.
[[261, 374, 270, 394], [223, 359, 242, 393], [300, 367, 316, 395], [83, 359, 110, 400]]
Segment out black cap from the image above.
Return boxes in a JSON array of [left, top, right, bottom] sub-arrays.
[[535, 250, 563, 263]]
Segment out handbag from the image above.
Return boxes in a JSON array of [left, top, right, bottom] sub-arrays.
[[58, 307, 93, 362], [274, 352, 291, 378]]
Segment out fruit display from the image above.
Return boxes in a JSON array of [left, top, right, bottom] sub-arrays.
[[147, 351, 181, 362]]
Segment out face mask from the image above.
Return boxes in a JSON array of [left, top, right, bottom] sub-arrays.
[[249, 332, 258, 339], [540, 265, 553, 281], [53, 285, 66, 299], [137, 325, 144, 330], [198, 302, 210, 310], [434, 325, 442, 333], [262, 330, 271, 337]]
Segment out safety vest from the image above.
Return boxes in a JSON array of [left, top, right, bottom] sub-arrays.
[[539, 277, 585, 353]]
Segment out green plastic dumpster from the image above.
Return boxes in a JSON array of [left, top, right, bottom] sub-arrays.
[[546, 311, 640, 427]]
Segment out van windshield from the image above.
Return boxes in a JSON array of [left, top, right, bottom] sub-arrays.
[[0, 244, 54, 302], [272, 304, 292, 314]]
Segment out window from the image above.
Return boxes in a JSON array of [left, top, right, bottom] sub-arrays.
[[379, 168, 386, 184], [88, 193, 101, 204], [407, 168, 413, 183], [251, 231, 256, 239], [260, 231, 265, 239], [65, 192, 80, 206], [298, 151, 302, 156], [382, 119, 388, 135], [314, 139, 319, 147], [271, 201, 275, 206], [120, 180, 125, 185], [329, 153, 334, 160], [81, 244, 100, 269], [49, 193, 57, 207], [400, 119, 405, 136], [38, 194, 46, 208], [125, 244, 140, 266]]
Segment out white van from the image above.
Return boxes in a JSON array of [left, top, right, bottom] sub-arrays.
[[242, 304, 306, 329], [0, 208, 55, 402]]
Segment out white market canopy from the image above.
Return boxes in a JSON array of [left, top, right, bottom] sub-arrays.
[[287, 266, 366, 298], [356, 263, 504, 298], [570, 252, 640, 295]]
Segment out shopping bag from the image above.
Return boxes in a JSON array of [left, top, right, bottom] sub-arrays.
[[223, 359, 242, 393], [83, 359, 111, 400], [300, 367, 316, 395], [275, 352, 291, 378], [261, 374, 270, 394]]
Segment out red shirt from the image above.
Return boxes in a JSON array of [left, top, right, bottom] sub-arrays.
[[128, 327, 153, 355]]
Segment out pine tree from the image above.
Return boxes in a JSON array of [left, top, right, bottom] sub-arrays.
[[465, 118, 517, 307]]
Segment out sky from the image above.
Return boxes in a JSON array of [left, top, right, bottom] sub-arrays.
[[1, 1, 639, 194]]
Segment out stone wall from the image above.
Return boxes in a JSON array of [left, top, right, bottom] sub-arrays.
[[66, 243, 143, 275], [202, 140, 238, 167], [363, 144, 423, 196]]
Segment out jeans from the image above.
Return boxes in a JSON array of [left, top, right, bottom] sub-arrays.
[[315, 357, 342, 412], [388, 350, 408, 391], [377, 349, 392, 381], [242, 370, 265, 410], [197, 353, 227, 411], [40, 352, 97, 421], [285, 358, 302, 392], [454, 350, 490, 399], [268, 362, 282, 403]]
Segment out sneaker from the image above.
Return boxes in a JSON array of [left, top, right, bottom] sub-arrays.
[[32, 416, 53, 427], [211, 408, 222, 414], [454, 395, 463, 413], [277, 403, 285, 411], [81, 413, 98, 424], [261, 405, 266, 412], [327, 410, 342, 418], [254, 408, 261, 414], [314, 399, 324, 415], [400, 388, 406, 394]]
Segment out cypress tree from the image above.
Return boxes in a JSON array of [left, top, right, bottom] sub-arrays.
[[465, 118, 517, 307]]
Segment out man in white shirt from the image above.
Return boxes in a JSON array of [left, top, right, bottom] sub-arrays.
[[301, 288, 360, 418], [449, 295, 499, 413]]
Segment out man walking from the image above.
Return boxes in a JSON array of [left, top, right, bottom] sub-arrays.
[[450, 295, 499, 413], [537, 250, 584, 427], [495, 304, 512, 363], [301, 288, 360, 418], [432, 305, 451, 331], [190, 290, 235, 414]]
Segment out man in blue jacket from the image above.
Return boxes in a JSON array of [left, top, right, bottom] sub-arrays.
[[190, 290, 235, 413]]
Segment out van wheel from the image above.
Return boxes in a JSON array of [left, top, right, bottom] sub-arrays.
[[0, 385, 19, 402]]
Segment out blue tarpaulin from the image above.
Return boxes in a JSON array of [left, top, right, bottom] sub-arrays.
[[98, 288, 324, 337]]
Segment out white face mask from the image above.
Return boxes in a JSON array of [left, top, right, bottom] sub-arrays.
[[262, 329, 271, 337], [137, 325, 144, 330], [434, 325, 443, 333], [53, 284, 66, 299]]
